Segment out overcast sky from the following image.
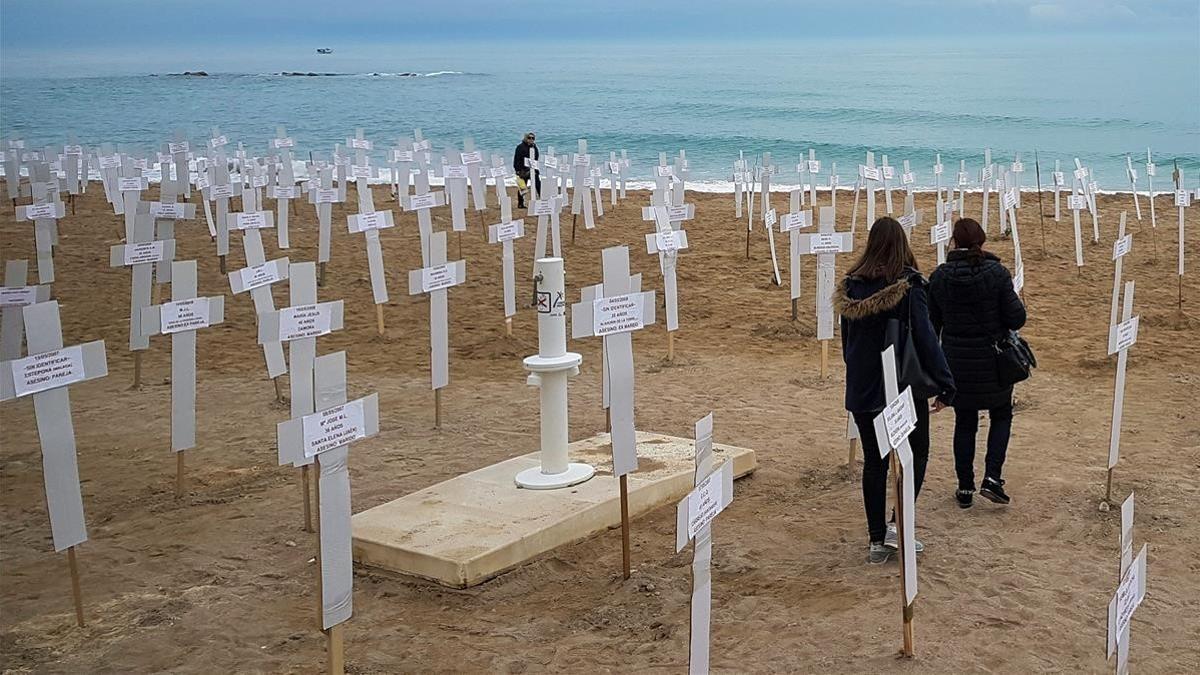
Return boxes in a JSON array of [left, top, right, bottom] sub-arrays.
[[3, 0, 1197, 50]]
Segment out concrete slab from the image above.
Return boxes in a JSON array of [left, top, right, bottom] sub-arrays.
[[352, 431, 757, 588]]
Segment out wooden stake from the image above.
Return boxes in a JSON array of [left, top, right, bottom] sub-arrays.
[[219, 255, 227, 275], [791, 298, 798, 322], [820, 340, 829, 378], [667, 332, 675, 362], [434, 389, 442, 429], [301, 465, 314, 533], [619, 473, 631, 580], [846, 438, 857, 480], [175, 451, 185, 499], [890, 452, 915, 657], [572, 214, 578, 243], [374, 304, 385, 337], [273, 376, 285, 404], [744, 227, 750, 260], [457, 231, 463, 260], [132, 351, 142, 388], [605, 407, 611, 433], [504, 316, 512, 337], [318, 261, 327, 287], [67, 546, 85, 627], [1105, 468, 1114, 506], [327, 624, 345, 675]]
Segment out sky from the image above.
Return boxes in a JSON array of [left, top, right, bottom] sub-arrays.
[[2, 0, 1198, 51]]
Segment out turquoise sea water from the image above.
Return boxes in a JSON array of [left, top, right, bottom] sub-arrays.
[[2, 36, 1197, 189]]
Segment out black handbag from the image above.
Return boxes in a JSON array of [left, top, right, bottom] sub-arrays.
[[885, 279, 940, 400], [994, 330, 1036, 386]]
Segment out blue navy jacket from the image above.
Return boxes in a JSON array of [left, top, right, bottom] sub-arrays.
[[834, 269, 956, 414]]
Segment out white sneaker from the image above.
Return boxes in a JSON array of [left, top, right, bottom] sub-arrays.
[[885, 524, 924, 553]]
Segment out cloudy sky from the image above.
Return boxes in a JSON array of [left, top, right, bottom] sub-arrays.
[[2, 0, 1197, 49]]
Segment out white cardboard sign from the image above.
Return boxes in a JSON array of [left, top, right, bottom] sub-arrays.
[[302, 398, 367, 458], [881, 386, 917, 453], [809, 232, 846, 255], [0, 286, 40, 307], [686, 462, 732, 540], [1108, 316, 1140, 355], [150, 202, 186, 219], [496, 219, 524, 242], [240, 260, 284, 292], [161, 298, 211, 334], [421, 264, 456, 292], [1113, 235, 1133, 260], [123, 241, 166, 266], [279, 304, 333, 340], [780, 211, 811, 231], [11, 345, 86, 397], [408, 193, 438, 210], [234, 211, 271, 230], [593, 293, 644, 336]]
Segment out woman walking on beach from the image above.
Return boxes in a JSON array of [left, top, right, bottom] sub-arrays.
[[929, 218, 1027, 509], [835, 217, 955, 564]]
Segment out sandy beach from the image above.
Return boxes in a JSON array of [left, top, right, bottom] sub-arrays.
[[2, 183, 1198, 673]]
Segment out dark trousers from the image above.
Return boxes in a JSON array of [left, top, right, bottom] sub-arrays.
[[853, 401, 930, 543], [953, 403, 1013, 490]]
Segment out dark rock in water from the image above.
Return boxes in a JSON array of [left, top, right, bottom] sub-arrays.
[[399, 72, 418, 77], [168, 71, 209, 76], [279, 71, 341, 77]]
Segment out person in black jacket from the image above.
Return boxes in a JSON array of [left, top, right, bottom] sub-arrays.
[[835, 217, 955, 564], [512, 132, 540, 209], [928, 218, 1027, 509]]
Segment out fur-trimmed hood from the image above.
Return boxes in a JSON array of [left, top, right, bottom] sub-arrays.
[[833, 276, 912, 320]]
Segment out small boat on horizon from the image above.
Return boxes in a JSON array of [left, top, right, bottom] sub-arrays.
[[316, 48, 333, 55]]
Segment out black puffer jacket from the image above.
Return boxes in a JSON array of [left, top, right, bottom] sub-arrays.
[[835, 269, 956, 414], [928, 250, 1027, 410]]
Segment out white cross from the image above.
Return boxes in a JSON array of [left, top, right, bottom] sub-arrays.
[[1145, 148, 1157, 229], [346, 154, 396, 332], [114, 159, 148, 240], [804, 149, 820, 207], [674, 413, 734, 675], [488, 202, 525, 328], [1106, 280, 1138, 501], [529, 155, 565, 273], [276, 350, 379, 668], [618, 149, 631, 199], [1110, 213, 1132, 329], [462, 137, 489, 214], [979, 147, 996, 232], [1052, 159, 1064, 222], [206, 128, 235, 270], [955, 159, 969, 217], [643, 203, 691, 355], [1, 300, 108, 625], [880, 153, 895, 215], [571, 140, 596, 233], [440, 145, 471, 234], [389, 136, 415, 204], [779, 189, 814, 318], [799, 206, 854, 354], [931, 197, 953, 265], [1004, 185, 1025, 293], [62, 134, 84, 200], [0, 260, 50, 359], [829, 161, 839, 213], [308, 164, 341, 286], [873, 344, 919, 656], [3, 140, 23, 204], [1072, 158, 1100, 242], [167, 129, 191, 200], [110, 209, 176, 366], [268, 126, 300, 249], [853, 151, 879, 235], [571, 246, 656, 477], [1107, 492, 1147, 675], [139, 260, 226, 495], [733, 152, 747, 220], [1068, 180, 1089, 269], [900, 159, 916, 215], [932, 153, 944, 205], [402, 161, 447, 268], [15, 170, 65, 284], [260, 261, 346, 468], [226, 210, 289, 382], [489, 154, 513, 210], [1010, 153, 1025, 209], [1174, 164, 1189, 292], [607, 151, 621, 206], [147, 178, 196, 290], [407, 231, 467, 413]]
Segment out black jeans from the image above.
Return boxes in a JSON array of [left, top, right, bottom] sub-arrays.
[[953, 403, 1013, 490], [853, 400, 930, 544]]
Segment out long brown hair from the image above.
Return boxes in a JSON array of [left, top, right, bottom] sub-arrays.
[[847, 217, 917, 282], [950, 218, 990, 263]]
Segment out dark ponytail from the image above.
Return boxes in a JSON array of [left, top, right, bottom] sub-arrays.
[[950, 218, 988, 264]]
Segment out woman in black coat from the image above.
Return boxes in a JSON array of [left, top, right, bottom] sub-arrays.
[[928, 218, 1027, 508], [835, 217, 955, 564]]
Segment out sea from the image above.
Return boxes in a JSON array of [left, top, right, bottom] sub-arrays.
[[1, 35, 1197, 191]]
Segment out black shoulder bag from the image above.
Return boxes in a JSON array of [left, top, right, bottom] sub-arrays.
[[994, 330, 1036, 386], [885, 278, 940, 400]]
